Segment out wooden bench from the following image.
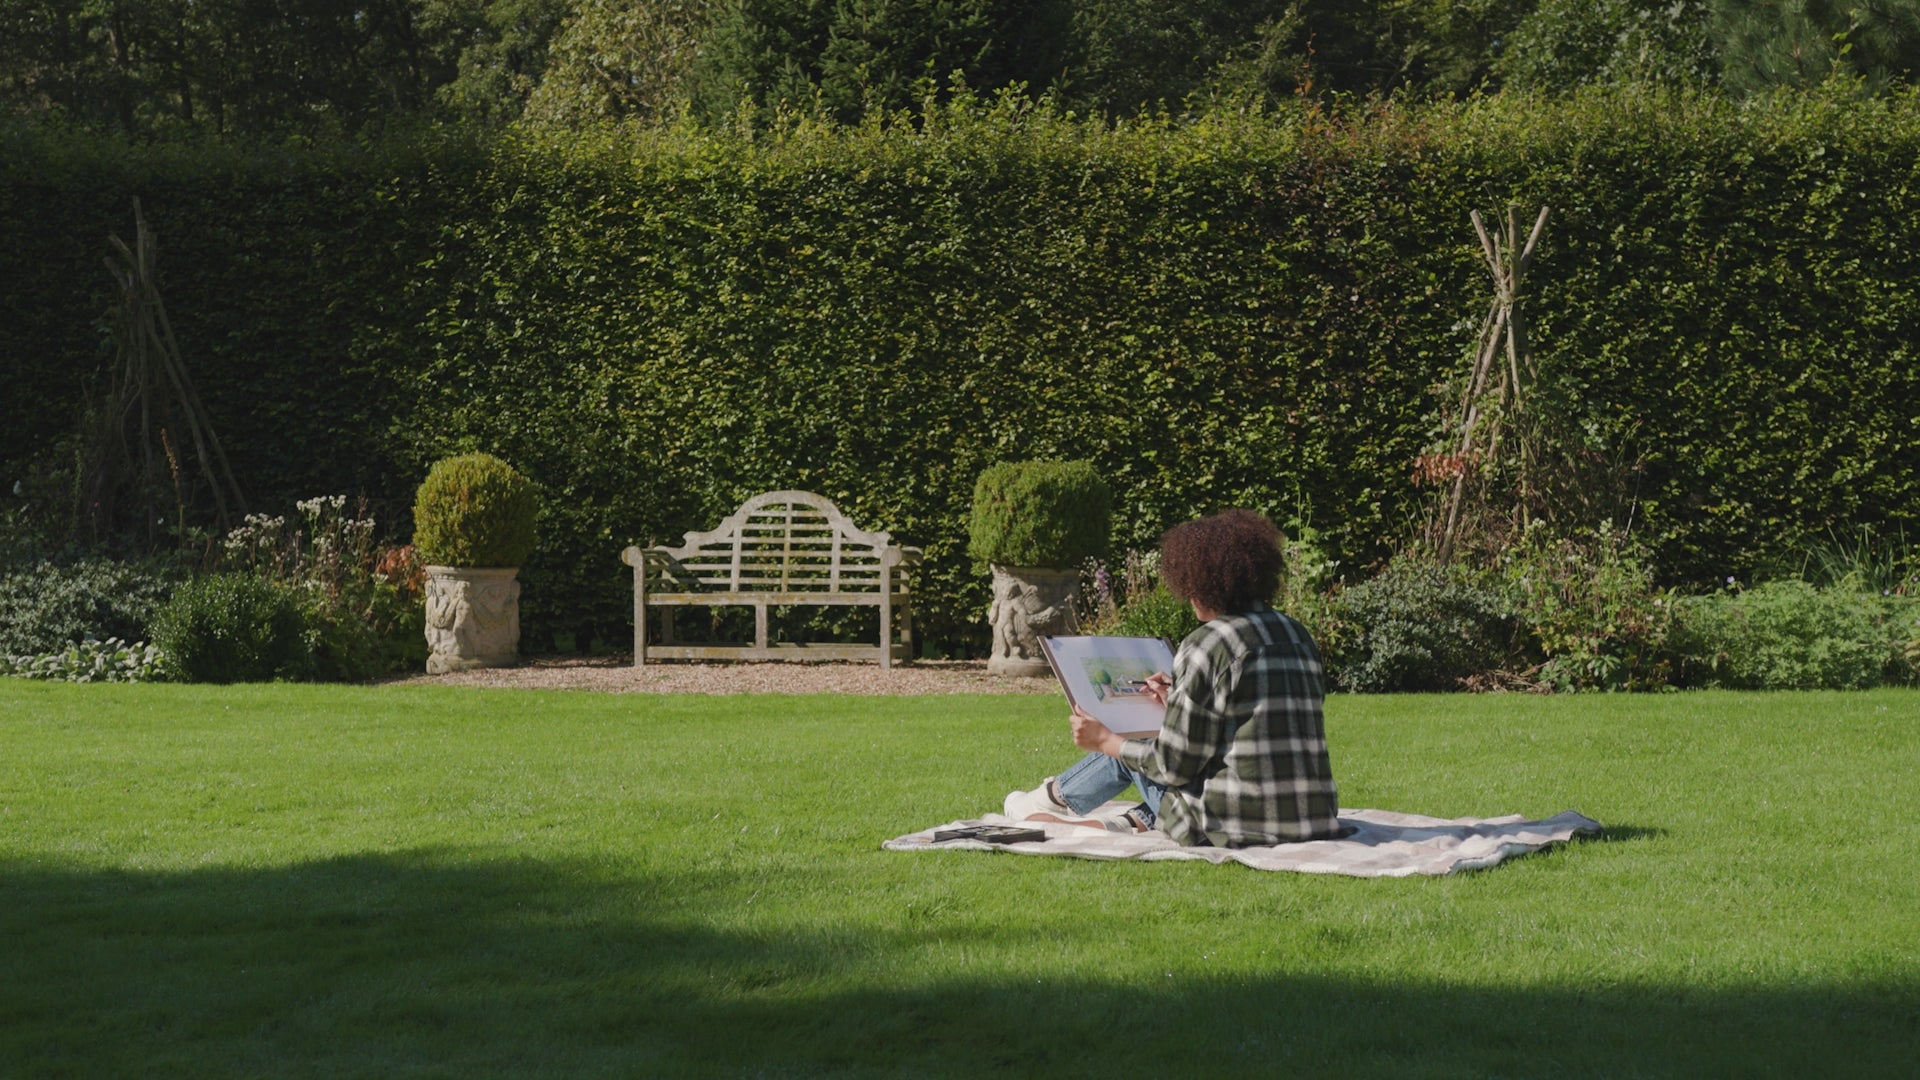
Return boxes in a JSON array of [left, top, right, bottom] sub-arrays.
[[621, 490, 921, 668]]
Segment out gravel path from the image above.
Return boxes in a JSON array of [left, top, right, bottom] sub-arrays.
[[384, 656, 1059, 696]]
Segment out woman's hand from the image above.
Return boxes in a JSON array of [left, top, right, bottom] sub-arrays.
[[1137, 672, 1172, 707], [1071, 705, 1126, 758]]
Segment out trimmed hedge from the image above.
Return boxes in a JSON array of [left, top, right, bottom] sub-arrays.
[[5, 87, 1920, 650]]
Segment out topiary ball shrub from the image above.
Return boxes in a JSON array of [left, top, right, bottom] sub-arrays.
[[967, 460, 1111, 569], [1326, 558, 1517, 693], [412, 453, 538, 568], [150, 573, 310, 683]]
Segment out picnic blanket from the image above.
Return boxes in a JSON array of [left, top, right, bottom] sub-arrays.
[[883, 804, 1603, 877]]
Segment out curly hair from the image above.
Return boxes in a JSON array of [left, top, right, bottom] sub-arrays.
[[1159, 509, 1284, 616]]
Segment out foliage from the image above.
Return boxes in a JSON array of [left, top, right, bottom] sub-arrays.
[[1273, 519, 1344, 646], [1796, 524, 1920, 597], [1495, 522, 1676, 691], [221, 496, 428, 681], [0, 0, 569, 138], [0, 556, 181, 656], [149, 572, 310, 683], [8, 0, 1920, 145], [425, 0, 574, 125], [0, 636, 166, 682], [520, 0, 712, 126], [1322, 557, 1517, 693], [687, 0, 1071, 124], [968, 460, 1111, 570], [1106, 581, 1202, 645], [6, 91, 1920, 650], [1066, 0, 1275, 111], [1498, 0, 1717, 93], [1669, 578, 1917, 690], [412, 454, 538, 568], [1710, 0, 1920, 96]]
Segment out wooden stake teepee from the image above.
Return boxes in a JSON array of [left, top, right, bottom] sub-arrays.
[[83, 198, 246, 545], [1436, 203, 1549, 563]]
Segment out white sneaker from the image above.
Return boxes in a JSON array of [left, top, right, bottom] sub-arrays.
[[1003, 780, 1137, 830], [1003, 778, 1071, 821]]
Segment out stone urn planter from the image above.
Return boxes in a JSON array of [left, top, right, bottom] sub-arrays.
[[424, 565, 522, 674], [412, 452, 538, 675], [968, 459, 1112, 677], [986, 564, 1081, 677]]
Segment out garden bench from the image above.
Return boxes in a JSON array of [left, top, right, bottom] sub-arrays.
[[621, 491, 921, 668]]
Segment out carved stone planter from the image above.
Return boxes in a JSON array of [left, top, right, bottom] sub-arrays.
[[424, 566, 521, 674], [986, 564, 1080, 677]]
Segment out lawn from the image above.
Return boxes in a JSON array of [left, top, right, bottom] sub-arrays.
[[2, 680, 1916, 1077]]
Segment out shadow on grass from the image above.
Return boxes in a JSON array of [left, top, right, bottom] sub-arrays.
[[1594, 823, 1668, 843], [2, 851, 1913, 1078]]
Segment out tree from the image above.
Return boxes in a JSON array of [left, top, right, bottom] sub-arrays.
[[1496, 0, 1716, 93], [423, 0, 572, 125], [1710, 0, 1920, 95], [520, 0, 710, 124], [686, 0, 1072, 124], [0, 0, 570, 137]]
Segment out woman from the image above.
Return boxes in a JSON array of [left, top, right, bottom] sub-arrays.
[[1003, 509, 1341, 847]]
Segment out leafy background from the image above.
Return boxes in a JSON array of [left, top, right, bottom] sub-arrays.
[[4, 89, 1919, 651]]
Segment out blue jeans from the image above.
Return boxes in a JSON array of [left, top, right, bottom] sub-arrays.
[[1054, 751, 1166, 829]]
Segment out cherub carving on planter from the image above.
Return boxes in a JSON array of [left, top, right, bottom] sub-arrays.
[[424, 567, 521, 673], [989, 568, 1078, 670]]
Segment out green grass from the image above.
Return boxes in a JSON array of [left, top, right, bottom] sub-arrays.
[[2, 682, 1917, 1077]]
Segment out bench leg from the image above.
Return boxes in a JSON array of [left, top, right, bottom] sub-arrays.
[[755, 603, 769, 651], [880, 597, 893, 670], [633, 575, 647, 668], [901, 603, 913, 668]]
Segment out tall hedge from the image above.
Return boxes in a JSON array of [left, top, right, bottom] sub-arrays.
[[4, 87, 1919, 651]]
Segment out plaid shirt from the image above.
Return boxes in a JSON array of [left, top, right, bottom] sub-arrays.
[[1119, 607, 1340, 847]]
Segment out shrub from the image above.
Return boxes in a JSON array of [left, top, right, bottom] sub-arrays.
[[1497, 523, 1675, 692], [0, 558, 181, 656], [222, 498, 429, 681], [1, 637, 166, 683], [1669, 579, 1900, 690], [150, 574, 310, 683], [412, 454, 539, 568], [1108, 582, 1202, 644], [1325, 558, 1516, 693], [968, 460, 1111, 570], [1275, 521, 1344, 653]]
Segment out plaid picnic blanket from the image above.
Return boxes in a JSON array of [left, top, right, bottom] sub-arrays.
[[883, 805, 1603, 877]]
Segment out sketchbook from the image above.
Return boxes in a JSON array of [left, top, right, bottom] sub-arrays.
[[1037, 635, 1174, 738]]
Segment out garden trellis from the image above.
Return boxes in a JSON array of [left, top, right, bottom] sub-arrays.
[[1437, 204, 1551, 564], [86, 198, 247, 546]]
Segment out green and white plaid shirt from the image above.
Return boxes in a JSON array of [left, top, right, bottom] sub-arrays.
[[1118, 606, 1340, 847]]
